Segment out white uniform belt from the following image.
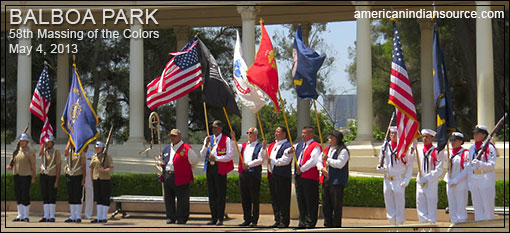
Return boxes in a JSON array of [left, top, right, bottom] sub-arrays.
[[473, 169, 492, 175]]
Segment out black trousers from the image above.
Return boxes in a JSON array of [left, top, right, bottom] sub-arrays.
[[14, 175, 32, 206], [164, 173, 191, 222], [40, 174, 57, 204], [93, 179, 112, 206], [206, 163, 227, 221], [66, 175, 83, 204], [239, 172, 261, 224], [268, 173, 291, 226], [322, 183, 345, 227], [295, 175, 319, 228]]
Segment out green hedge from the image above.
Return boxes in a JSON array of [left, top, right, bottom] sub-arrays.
[[2, 174, 507, 209]]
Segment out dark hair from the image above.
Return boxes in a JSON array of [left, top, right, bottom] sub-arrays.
[[303, 126, 314, 133], [276, 126, 288, 138]]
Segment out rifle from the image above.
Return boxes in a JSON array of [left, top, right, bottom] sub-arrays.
[[378, 112, 396, 168], [101, 126, 114, 168], [475, 113, 507, 161], [9, 124, 30, 167]]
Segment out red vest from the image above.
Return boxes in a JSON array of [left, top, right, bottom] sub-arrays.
[[300, 141, 322, 181], [216, 135, 234, 175], [238, 142, 248, 174], [173, 143, 194, 186]]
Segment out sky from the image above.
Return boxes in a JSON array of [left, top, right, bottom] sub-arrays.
[[264, 21, 357, 111]]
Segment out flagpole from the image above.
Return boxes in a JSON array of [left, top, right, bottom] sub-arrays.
[[277, 89, 299, 168], [222, 107, 244, 165], [201, 85, 215, 166], [256, 112, 272, 173], [312, 99, 327, 170]]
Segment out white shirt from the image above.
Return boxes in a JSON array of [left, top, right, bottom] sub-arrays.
[[200, 133, 234, 162], [237, 140, 264, 168], [292, 139, 321, 173], [416, 145, 444, 183], [468, 143, 497, 172], [317, 146, 349, 170], [379, 143, 414, 183], [165, 141, 199, 172], [266, 139, 292, 170], [443, 147, 469, 184]]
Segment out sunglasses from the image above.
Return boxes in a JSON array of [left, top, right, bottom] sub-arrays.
[[246, 132, 255, 135]]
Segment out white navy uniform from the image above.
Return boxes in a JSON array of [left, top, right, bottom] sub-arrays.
[[378, 143, 413, 225], [468, 143, 497, 221], [443, 147, 469, 223], [415, 145, 444, 223]]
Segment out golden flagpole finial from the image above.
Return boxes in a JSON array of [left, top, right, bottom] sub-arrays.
[[194, 32, 199, 38], [259, 18, 264, 25], [390, 18, 398, 23], [72, 55, 76, 64]]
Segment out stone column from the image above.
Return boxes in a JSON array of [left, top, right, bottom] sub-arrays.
[[418, 19, 434, 130], [237, 5, 259, 142], [16, 24, 32, 139], [476, 1, 495, 129], [296, 23, 312, 140], [353, 2, 373, 141], [174, 26, 191, 142], [126, 23, 145, 145], [56, 39, 70, 143]]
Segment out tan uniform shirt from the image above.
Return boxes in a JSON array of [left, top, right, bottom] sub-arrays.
[[40, 148, 62, 176], [89, 153, 113, 180], [64, 152, 86, 176], [11, 147, 36, 176]]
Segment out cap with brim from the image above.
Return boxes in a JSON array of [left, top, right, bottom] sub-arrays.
[[450, 132, 464, 141], [95, 141, 104, 148], [212, 120, 223, 128], [389, 126, 397, 132], [473, 125, 489, 135], [329, 131, 344, 142], [44, 135, 55, 143], [169, 129, 181, 136]]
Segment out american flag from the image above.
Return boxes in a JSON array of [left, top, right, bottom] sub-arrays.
[[146, 38, 203, 109], [29, 66, 54, 144], [388, 20, 420, 163]]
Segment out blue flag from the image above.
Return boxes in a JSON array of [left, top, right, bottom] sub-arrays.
[[292, 26, 326, 99], [433, 21, 456, 151], [61, 63, 99, 155]]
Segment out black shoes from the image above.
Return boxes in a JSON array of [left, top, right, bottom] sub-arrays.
[[90, 219, 100, 223], [65, 218, 74, 223], [48, 218, 55, 222], [176, 220, 187, 224], [12, 218, 22, 222], [249, 222, 257, 227], [75, 219, 82, 223], [270, 222, 280, 228], [39, 218, 48, 222], [216, 220, 223, 226], [239, 221, 250, 226], [166, 219, 175, 224], [206, 219, 217, 225]]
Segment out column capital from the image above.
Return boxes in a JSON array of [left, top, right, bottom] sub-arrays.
[[352, 1, 374, 11], [237, 5, 261, 21], [173, 25, 191, 43], [417, 19, 433, 31]]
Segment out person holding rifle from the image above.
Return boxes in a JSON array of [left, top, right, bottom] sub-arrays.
[[38, 135, 62, 222], [7, 133, 36, 222], [468, 125, 498, 221], [89, 141, 114, 223], [414, 129, 444, 224], [443, 132, 469, 223], [376, 126, 414, 225]]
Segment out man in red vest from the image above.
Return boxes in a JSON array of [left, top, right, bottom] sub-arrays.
[[231, 127, 264, 227], [288, 126, 322, 229], [200, 120, 234, 226], [161, 129, 199, 224]]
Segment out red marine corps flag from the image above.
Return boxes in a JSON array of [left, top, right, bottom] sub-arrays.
[[388, 20, 420, 163]]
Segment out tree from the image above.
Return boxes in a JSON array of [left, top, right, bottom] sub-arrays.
[[346, 18, 508, 139]]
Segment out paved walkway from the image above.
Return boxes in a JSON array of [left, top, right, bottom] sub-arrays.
[[1, 210, 452, 232]]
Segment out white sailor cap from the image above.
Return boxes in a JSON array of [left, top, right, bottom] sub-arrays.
[[389, 126, 397, 132], [421, 129, 436, 137], [44, 135, 55, 143], [473, 125, 489, 134], [95, 141, 104, 148], [450, 132, 464, 141], [19, 133, 29, 141]]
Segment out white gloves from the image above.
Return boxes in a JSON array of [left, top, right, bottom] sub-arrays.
[[471, 159, 480, 169], [400, 180, 409, 188], [376, 166, 386, 173]]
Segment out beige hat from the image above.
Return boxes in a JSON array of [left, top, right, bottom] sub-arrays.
[[169, 129, 181, 136], [212, 120, 223, 128]]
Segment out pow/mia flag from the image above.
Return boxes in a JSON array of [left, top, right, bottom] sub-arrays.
[[61, 62, 98, 155]]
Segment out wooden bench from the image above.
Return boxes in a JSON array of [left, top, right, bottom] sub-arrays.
[[445, 206, 508, 215], [110, 195, 221, 218]]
